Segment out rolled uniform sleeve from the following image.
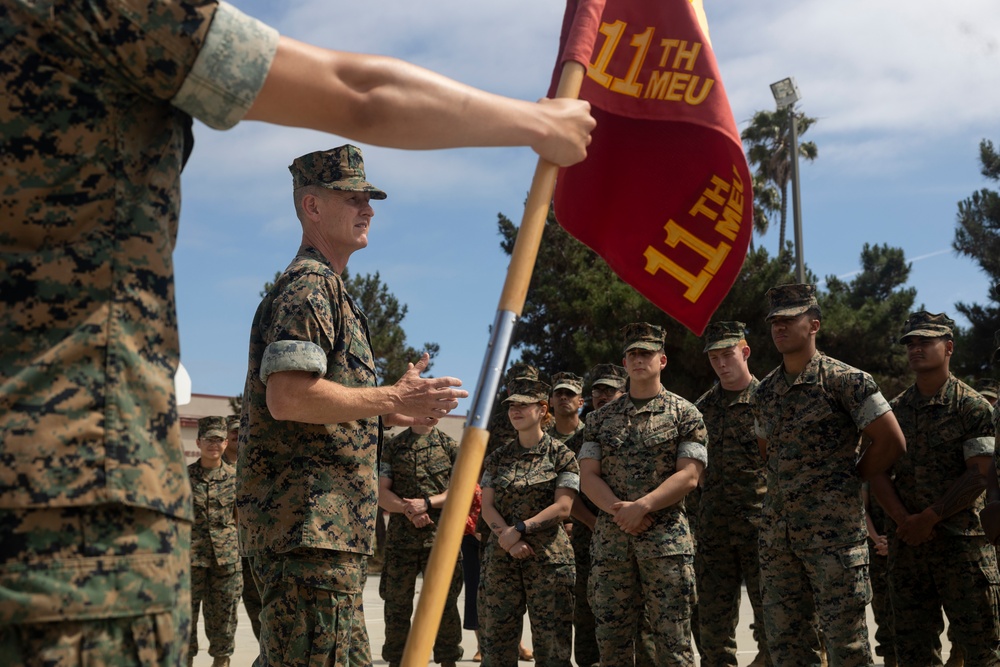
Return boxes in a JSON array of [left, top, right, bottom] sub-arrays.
[[557, 471, 581, 492], [852, 391, 891, 431], [578, 441, 601, 462], [678, 441, 708, 467], [964, 437, 996, 460], [171, 1, 279, 129], [259, 340, 328, 384]]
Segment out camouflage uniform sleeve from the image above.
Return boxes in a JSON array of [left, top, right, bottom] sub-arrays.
[[265, 272, 342, 372], [553, 442, 581, 492], [480, 450, 498, 489], [440, 430, 461, 464], [676, 400, 709, 466], [578, 410, 602, 461], [259, 340, 327, 383], [825, 362, 890, 430], [171, 1, 279, 129], [961, 391, 997, 460], [379, 433, 400, 479]]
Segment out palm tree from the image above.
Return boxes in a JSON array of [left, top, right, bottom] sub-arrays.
[[741, 107, 818, 252]]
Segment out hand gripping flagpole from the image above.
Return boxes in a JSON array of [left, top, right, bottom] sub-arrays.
[[400, 60, 587, 667]]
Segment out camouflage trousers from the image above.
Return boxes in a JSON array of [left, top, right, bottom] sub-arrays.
[[887, 533, 1000, 666], [867, 540, 893, 660], [242, 556, 263, 640], [0, 505, 191, 667], [589, 553, 695, 667], [250, 548, 371, 667], [479, 550, 575, 667], [378, 546, 463, 664], [694, 519, 769, 667], [572, 528, 599, 667], [190, 561, 241, 657], [759, 535, 871, 667]]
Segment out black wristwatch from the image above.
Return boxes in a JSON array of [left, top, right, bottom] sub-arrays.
[[514, 520, 526, 534]]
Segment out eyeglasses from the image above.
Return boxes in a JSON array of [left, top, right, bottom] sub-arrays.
[[591, 386, 618, 398]]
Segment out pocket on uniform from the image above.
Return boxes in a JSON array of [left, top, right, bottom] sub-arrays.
[[834, 543, 872, 605], [281, 550, 365, 594]]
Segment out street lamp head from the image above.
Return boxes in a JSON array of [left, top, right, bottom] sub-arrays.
[[770, 77, 801, 109]]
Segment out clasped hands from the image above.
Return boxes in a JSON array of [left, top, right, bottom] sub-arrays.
[[402, 497, 433, 528], [498, 526, 535, 560], [609, 499, 655, 536]]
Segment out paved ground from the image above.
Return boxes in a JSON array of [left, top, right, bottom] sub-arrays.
[[191, 572, 948, 666]]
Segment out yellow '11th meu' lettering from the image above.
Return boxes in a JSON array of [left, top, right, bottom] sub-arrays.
[[588, 22, 714, 104], [643, 166, 745, 303]]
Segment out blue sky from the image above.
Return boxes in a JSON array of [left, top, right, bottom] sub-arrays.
[[175, 0, 1000, 411]]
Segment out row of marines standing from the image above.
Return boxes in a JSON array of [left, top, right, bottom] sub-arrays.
[[186, 281, 1000, 667], [463, 284, 999, 667]]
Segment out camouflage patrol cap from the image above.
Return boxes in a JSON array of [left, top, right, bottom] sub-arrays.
[[973, 378, 999, 402], [765, 283, 818, 322], [622, 322, 665, 354], [503, 379, 551, 404], [551, 372, 583, 395], [289, 145, 387, 199], [504, 362, 539, 386], [226, 415, 240, 432], [703, 321, 747, 353], [197, 416, 227, 439], [589, 363, 627, 390], [898, 311, 955, 343]]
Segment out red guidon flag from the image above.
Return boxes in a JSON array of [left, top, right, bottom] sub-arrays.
[[551, 0, 752, 335]]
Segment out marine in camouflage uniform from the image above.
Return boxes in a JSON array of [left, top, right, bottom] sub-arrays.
[[565, 363, 648, 667], [693, 322, 770, 667], [377, 426, 463, 667], [579, 323, 708, 667], [479, 379, 580, 667], [869, 312, 1000, 666], [188, 417, 242, 667], [238, 146, 405, 667], [478, 363, 541, 554], [0, 2, 276, 665], [548, 372, 586, 443], [752, 284, 905, 667]]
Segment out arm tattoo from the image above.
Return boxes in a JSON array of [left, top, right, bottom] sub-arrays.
[[490, 521, 503, 536], [930, 468, 987, 519], [525, 517, 561, 534]]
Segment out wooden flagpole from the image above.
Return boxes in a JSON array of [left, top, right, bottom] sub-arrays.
[[399, 59, 587, 667]]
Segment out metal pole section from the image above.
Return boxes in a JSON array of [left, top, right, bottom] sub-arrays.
[[789, 111, 805, 283], [467, 309, 518, 429]]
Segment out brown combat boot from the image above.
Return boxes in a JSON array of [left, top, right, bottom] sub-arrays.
[[211, 657, 230, 667]]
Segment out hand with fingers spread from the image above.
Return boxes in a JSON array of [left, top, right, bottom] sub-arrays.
[[384, 353, 468, 427]]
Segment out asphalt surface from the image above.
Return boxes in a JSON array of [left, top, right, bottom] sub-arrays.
[[189, 571, 937, 666]]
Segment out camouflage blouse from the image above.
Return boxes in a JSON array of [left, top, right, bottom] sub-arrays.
[[481, 434, 579, 564], [380, 427, 459, 550], [238, 246, 380, 557], [695, 379, 765, 526], [752, 352, 890, 548], [579, 388, 708, 560], [188, 462, 241, 568], [889, 374, 996, 536]]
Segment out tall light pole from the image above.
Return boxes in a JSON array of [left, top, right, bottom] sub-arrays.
[[770, 77, 805, 283]]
